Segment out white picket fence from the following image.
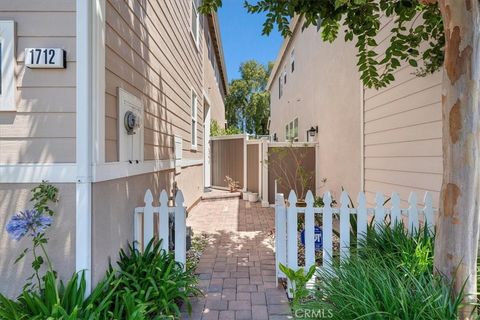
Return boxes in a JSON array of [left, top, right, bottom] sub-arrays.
[[134, 189, 186, 269], [275, 190, 436, 293]]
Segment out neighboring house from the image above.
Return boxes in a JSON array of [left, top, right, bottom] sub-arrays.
[[0, 0, 227, 296], [268, 16, 442, 207]]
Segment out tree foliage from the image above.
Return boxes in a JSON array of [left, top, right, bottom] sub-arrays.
[[200, 0, 444, 89], [225, 60, 272, 135]]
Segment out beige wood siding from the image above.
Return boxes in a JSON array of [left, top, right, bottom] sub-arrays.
[[0, 1, 76, 163], [211, 138, 244, 188], [105, 0, 204, 162], [363, 19, 443, 207]]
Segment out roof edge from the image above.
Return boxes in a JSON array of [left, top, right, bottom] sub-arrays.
[[266, 16, 302, 90]]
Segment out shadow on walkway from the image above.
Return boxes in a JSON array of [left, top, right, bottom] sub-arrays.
[[183, 198, 292, 320]]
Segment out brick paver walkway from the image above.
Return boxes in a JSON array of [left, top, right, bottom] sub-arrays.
[[183, 197, 292, 320]]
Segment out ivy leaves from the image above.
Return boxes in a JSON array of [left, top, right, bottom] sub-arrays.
[[200, 0, 444, 90]]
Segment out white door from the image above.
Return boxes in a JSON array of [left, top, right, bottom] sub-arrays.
[[204, 104, 211, 188]]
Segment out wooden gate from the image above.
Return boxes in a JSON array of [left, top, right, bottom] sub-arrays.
[[210, 135, 245, 189]]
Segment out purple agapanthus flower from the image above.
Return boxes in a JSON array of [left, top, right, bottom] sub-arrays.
[[6, 209, 53, 241]]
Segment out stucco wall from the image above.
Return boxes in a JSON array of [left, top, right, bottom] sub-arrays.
[[0, 1, 76, 163], [269, 20, 362, 200], [0, 183, 76, 297], [91, 166, 203, 285]]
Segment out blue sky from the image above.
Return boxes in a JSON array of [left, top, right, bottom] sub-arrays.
[[217, 1, 283, 81]]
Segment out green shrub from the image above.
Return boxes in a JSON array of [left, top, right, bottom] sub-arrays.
[[289, 224, 470, 320], [96, 240, 201, 319], [0, 240, 200, 320]]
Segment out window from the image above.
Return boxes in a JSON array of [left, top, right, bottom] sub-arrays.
[[278, 76, 283, 98], [191, 89, 198, 149], [285, 118, 299, 141], [283, 68, 287, 85], [290, 49, 295, 72], [0, 21, 15, 111], [191, 0, 199, 45]]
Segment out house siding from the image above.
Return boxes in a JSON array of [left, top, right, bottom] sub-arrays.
[[363, 18, 443, 207], [0, 1, 76, 163], [268, 19, 362, 200], [104, 0, 204, 163]]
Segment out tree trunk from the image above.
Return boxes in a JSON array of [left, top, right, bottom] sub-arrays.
[[435, 1, 480, 318]]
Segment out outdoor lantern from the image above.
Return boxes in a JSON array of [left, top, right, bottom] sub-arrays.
[[307, 126, 318, 142]]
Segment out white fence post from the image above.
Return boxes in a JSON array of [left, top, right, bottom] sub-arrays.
[[287, 191, 298, 271], [275, 193, 287, 281], [339, 191, 350, 261], [391, 192, 401, 227], [357, 192, 367, 247], [174, 190, 186, 270], [158, 190, 169, 252], [374, 192, 385, 231], [143, 189, 154, 250], [408, 192, 419, 234], [304, 191, 315, 269], [322, 192, 333, 270]]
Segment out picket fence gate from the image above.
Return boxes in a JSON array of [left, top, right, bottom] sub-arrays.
[[134, 189, 186, 269], [275, 190, 436, 295]]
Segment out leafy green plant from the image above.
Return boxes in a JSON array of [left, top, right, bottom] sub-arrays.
[[279, 264, 315, 306], [97, 240, 201, 319], [210, 119, 241, 137], [289, 224, 474, 319]]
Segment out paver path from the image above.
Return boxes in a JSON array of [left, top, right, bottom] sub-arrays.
[[183, 197, 292, 320]]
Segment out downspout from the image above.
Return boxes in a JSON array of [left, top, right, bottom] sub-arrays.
[[76, 0, 93, 295]]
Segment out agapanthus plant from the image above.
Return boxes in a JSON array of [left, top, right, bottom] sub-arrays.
[[5, 182, 58, 290], [6, 209, 52, 241]]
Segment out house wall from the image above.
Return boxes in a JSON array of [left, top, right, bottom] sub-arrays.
[[0, 1, 77, 297], [269, 17, 443, 207], [0, 183, 76, 297], [104, 0, 204, 163], [363, 18, 443, 207], [203, 15, 226, 126], [91, 164, 202, 285], [0, 1, 76, 163], [269, 20, 362, 200]]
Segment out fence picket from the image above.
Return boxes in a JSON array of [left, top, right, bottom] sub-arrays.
[[357, 192, 367, 247], [374, 193, 385, 231], [423, 192, 434, 233], [408, 192, 419, 234], [159, 190, 169, 252], [287, 191, 298, 271], [275, 193, 287, 280], [304, 191, 315, 269], [391, 192, 401, 227], [274, 189, 438, 292], [143, 189, 154, 250], [174, 191, 186, 269], [322, 192, 333, 270], [340, 191, 350, 261]]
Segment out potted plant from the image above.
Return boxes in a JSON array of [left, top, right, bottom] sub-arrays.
[[224, 176, 240, 193]]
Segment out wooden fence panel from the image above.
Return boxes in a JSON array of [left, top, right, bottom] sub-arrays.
[[246, 143, 260, 193], [211, 137, 245, 188]]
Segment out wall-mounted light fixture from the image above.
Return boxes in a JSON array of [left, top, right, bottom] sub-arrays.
[[306, 126, 318, 142]]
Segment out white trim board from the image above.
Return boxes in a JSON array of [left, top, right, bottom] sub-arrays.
[[0, 164, 77, 183], [210, 134, 246, 141], [0, 159, 204, 184]]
